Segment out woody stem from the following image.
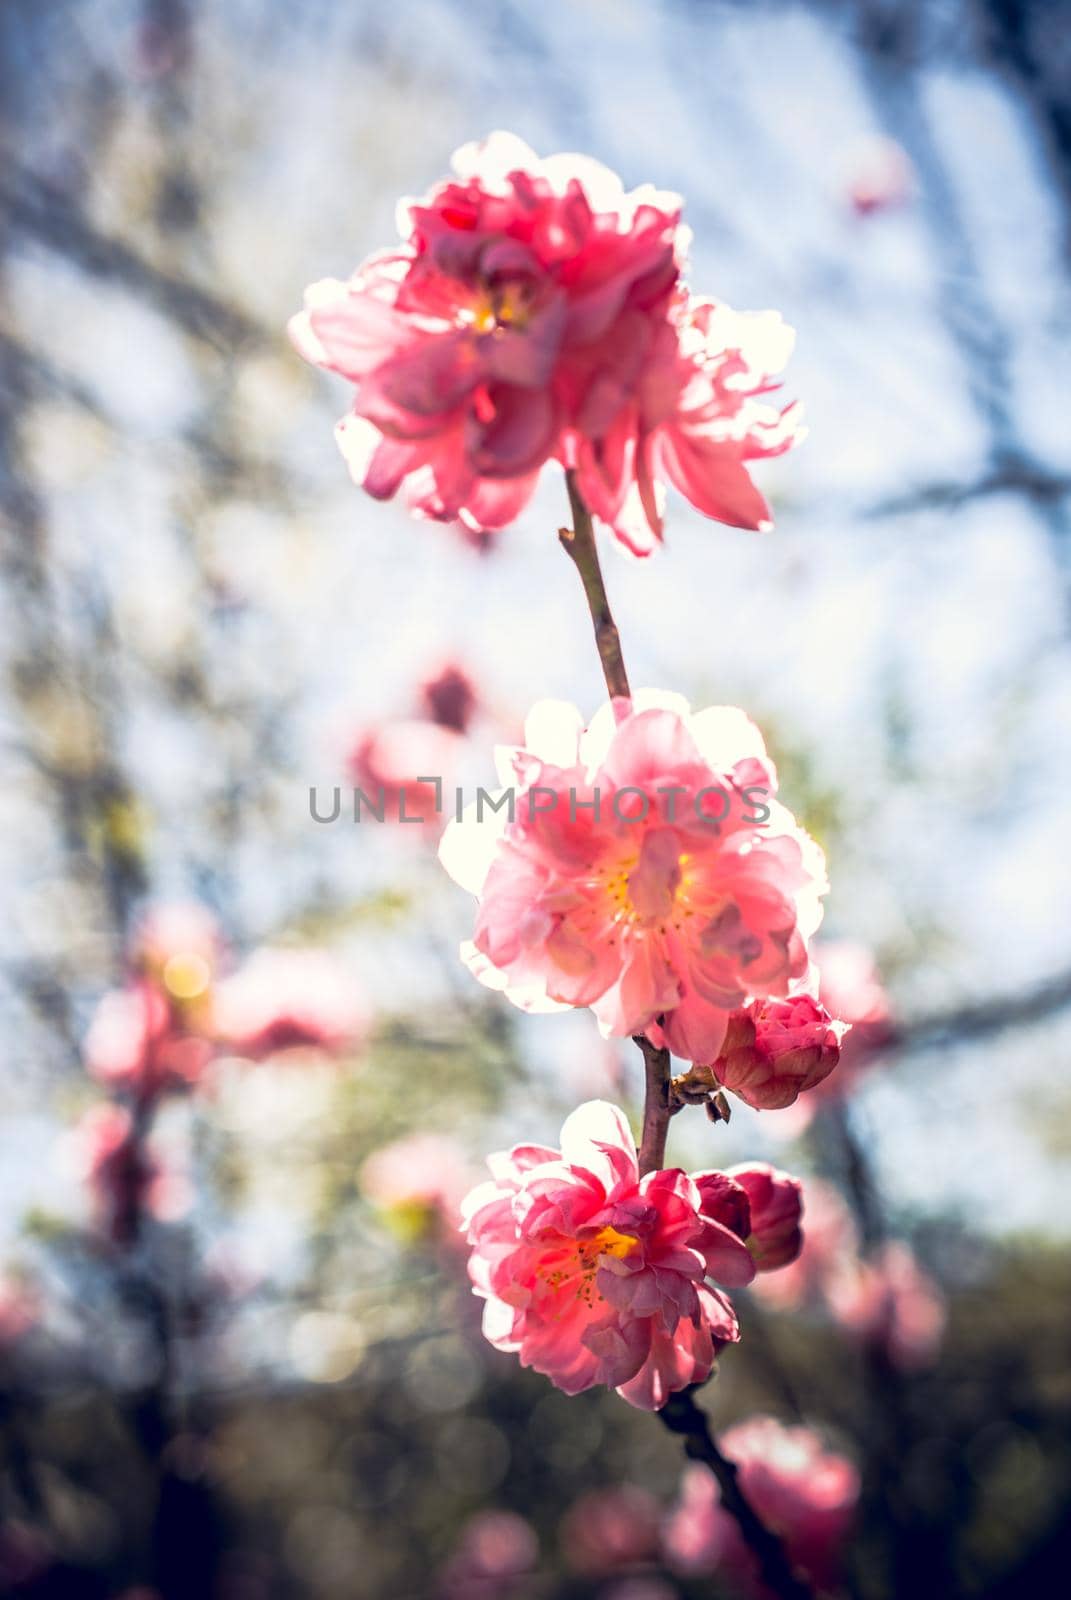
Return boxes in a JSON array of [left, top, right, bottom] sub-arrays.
[[559, 475, 665, 1172], [660, 1389, 816, 1600], [559, 469, 631, 701], [559, 480, 810, 1600], [633, 1033, 672, 1177]]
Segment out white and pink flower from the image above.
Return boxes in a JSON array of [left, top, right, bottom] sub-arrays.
[[461, 1100, 778, 1410], [290, 133, 801, 550], [440, 693, 827, 1064]]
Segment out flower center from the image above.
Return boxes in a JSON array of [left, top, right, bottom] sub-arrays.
[[470, 278, 535, 335], [585, 1225, 639, 1262], [538, 1225, 639, 1308]]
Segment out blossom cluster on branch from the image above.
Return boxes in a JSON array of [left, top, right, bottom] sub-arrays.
[[288, 132, 924, 1597]]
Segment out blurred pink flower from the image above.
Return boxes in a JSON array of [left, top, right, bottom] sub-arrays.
[[85, 981, 213, 1096], [599, 1582, 679, 1600], [71, 1104, 188, 1244], [847, 137, 914, 216], [360, 1132, 472, 1244], [83, 904, 222, 1098], [438, 1509, 538, 1600], [751, 1179, 858, 1313], [212, 949, 365, 1059], [440, 693, 827, 1063], [829, 1240, 945, 1371], [726, 1163, 803, 1271], [290, 132, 800, 549], [706, 994, 845, 1110], [664, 1416, 859, 1594], [130, 902, 222, 993], [420, 661, 480, 734], [559, 1485, 661, 1576], [750, 1179, 943, 1370], [812, 939, 894, 1095], [0, 1522, 51, 1590], [0, 1271, 38, 1349], [348, 719, 465, 826], [461, 1100, 759, 1410]]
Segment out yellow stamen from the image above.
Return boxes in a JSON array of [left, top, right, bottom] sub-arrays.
[[586, 1225, 639, 1262]]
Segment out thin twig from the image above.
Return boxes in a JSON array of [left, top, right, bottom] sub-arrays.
[[559, 470, 631, 701], [660, 1388, 816, 1600]]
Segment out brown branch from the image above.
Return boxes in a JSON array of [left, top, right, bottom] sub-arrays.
[[633, 1033, 672, 1177], [559, 470, 631, 701], [660, 1388, 816, 1600]]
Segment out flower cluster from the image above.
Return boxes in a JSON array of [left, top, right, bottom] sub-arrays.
[[290, 133, 801, 552], [290, 136, 931, 1584], [462, 1101, 801, 1411]]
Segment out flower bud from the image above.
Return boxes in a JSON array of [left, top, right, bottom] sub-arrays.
[[727, 1163, 803, 1271], [709, 995, 844, 1110]]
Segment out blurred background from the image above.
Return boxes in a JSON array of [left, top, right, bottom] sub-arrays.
[[2, 0, 1071, 1596]]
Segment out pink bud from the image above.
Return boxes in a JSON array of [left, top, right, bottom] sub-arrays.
[[727, 1163, 803, 1271], [420, 662, 479, 734], [560, 1486, 661, 1576], [710, 995, 844, 1110]]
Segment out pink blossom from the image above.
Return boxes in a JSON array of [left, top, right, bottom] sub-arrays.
[[84, 981, 213, 1096], [0, 1524, 51, 1591], [70, 1104, 187, 1244], [130, 902, 222, 994], [750, 1180, 943, 1370], [0, 1271, 38, 1348], [664, 1416, 859, 1594], [706, 993, 845, 1110], [461, 1100, 760, 1410], [212, 949, 365, 1059], [438, 1510, 538, 1600], [847, 137, 914, 216], [83, 904, 221, 1098], [420, 661, 479, 734], [599, 1583, 679, 1600], [829, 1241, 945, 1371], [560, 1486, 661, 1575], [727, 1163, 803, 1271], [440, 693, 827, 1063], [751, 1179, 858, 1313], [290, 133, 801, 550], [348, 718, 465, 826], [812, 939, 894, 1097], [361, 1133, 472, 1244]]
